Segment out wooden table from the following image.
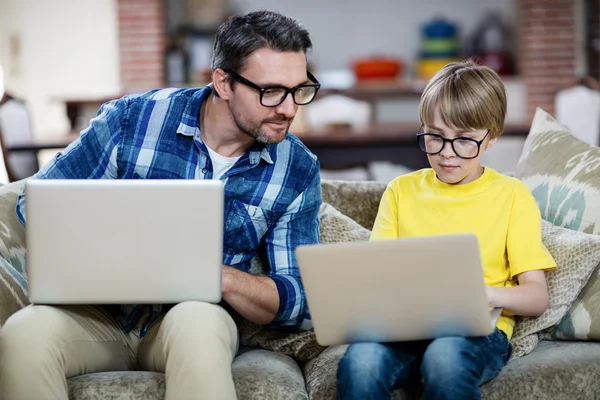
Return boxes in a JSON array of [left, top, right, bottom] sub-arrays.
[[6, 122, 531, 170]]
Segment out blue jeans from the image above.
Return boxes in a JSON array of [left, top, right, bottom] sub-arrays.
[[336, 329, 513, 400]]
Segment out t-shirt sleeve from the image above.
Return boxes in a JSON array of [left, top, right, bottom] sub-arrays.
[[507, 184, 557, 278], [370, 182, 400, 240]]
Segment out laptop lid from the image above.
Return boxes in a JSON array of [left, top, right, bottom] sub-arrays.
[[26, 179, 223, 305], [296, 233, 495, 346]]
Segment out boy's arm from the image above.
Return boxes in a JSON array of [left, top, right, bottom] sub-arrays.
[[370, 183, 400, 240], [486, 270, 549, 316], [487, 185, 556, 317]]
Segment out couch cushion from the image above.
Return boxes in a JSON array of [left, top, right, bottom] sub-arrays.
[[68, 371, 164, 400], [318, 202, 371, 244], [321, 180, 386, 230], [66, 348, 308, 400], [233, 348, 308, 399], [511, 220, 600, 359], [303, 341, 600, 400], [481, 340, 600, 400]]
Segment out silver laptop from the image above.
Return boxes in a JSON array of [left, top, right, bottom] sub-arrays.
[[296, 233, 502, 346], [26, 179, 224, 305]]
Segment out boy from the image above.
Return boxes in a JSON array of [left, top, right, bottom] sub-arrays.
[[336, 60, 556, 400]]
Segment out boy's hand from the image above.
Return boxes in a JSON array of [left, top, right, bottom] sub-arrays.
[[484, 271, 549, 317], [486, 286, 499, 307]]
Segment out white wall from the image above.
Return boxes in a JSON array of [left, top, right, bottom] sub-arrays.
[[233, 0, 516, 70], [0, 0, 121, 138]]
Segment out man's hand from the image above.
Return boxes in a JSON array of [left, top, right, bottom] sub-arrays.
[[221, 265, 280, 325]]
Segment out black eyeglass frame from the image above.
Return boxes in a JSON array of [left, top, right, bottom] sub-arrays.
[[221, 68, 321, 108], [416, 126, 491, 160]]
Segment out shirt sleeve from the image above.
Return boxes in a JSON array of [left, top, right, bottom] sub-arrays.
[[264, 161, 321, 330], [507, 184, 557, 278], [370, 182, 400, 240], [16, 99, 126, 226]]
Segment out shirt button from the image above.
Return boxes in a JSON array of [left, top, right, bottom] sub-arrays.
[[202, 168, 207, 174]]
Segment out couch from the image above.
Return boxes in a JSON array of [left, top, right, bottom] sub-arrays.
[[1, 108, 600, 399]]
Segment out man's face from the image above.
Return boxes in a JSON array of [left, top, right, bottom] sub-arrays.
[[424, 108, 494, 185], [227, 48, 308, 144]]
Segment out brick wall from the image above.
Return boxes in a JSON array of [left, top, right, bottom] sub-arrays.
[[518, 0, 577, 120], [117, 0, 166, 94], [587, 0, 599, 79]]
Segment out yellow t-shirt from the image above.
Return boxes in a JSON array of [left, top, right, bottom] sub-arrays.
[[371, 167, 556, 339]]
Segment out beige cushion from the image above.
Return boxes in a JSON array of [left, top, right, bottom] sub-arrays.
[[511, 221, 600, 359], [513, 108, 600, 342], [320, 180, 386, 231], [318, 202, 371, 243], [238, 203, 370, 363], [67, 348, 309, 400]]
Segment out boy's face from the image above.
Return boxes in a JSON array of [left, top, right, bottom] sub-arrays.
[[423, 108, 496, 185]]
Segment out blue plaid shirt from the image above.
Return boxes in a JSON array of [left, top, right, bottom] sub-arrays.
[[16, 85, 321, 335]]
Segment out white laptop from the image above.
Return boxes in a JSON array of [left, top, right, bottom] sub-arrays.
[[296, 233, 502, 346], [25, 179, 224, 305]]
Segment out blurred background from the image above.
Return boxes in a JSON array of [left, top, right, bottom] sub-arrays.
[[0, 0, 598, 183]]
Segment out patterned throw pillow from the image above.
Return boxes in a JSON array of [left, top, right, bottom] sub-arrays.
[[510, 220, 600, 359], [0, 256, 28, 326], [549, 261, 600, 341], [0, 179, 29, 326], [514, 108, 600, 234], [0, 180, 27, 276], [238, 202, 371, 363], [514, 108, 600, 342]]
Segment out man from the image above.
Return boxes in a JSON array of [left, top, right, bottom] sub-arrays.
[[0, 10, 321, 400]]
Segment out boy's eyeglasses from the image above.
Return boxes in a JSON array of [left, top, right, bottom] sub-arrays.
[[222, 68, 321, 108], [417, 128, 490, 160]]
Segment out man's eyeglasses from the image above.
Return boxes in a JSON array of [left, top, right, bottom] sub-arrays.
[[222, 68, 321, 107], [417, 127, 491, 159]]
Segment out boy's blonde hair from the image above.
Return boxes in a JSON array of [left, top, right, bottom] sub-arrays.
[[418, 60, 507, 139]]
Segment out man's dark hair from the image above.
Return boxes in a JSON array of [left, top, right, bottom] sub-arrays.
[[211, 10, 312, 73]]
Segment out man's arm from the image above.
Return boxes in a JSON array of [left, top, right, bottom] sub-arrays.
[[221, 163, 321, 329], [221, 265, 279, 324], [16, 99, 125, 225]]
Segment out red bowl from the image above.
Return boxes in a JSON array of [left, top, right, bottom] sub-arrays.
[[352, 58, 403, 79]]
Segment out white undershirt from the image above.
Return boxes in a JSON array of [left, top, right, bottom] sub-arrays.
[[205, 145, 241, 180]]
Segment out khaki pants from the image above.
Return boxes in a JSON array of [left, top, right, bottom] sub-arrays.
[[0, 301, 239, 400]]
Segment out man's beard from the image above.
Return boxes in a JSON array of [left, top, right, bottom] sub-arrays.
[[231, 107, 293, 144]]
